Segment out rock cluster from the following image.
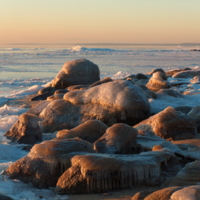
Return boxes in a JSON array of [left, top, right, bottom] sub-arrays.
[[4, 60, 200, 199]]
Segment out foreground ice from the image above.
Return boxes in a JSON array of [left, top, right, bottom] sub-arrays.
[[0, 104, 69, 199], [0, 85, 44, 105]]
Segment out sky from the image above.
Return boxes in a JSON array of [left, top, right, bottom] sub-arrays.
[[0, 0, 200, 44]]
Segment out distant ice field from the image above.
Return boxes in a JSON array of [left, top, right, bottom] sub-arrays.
[[0, 44, 199, 95]]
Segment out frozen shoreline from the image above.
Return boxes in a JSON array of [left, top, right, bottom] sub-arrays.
[[1, 45, 200, 199]]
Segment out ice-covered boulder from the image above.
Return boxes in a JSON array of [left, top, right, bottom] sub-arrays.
[[63, 80, 150, 126], [93, 123, 138, 154], [146, 72, 170, 92], [134, 107, 196, 140], [40, 80, 150, 132], [4, 113, 43, 144], [56, 120, 108, 143], [50, 58, 100, 89], [55, 149, 174, 194], [4, 138, 95, 188]]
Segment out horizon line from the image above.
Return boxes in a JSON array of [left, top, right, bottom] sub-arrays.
[[1, 42, 200, 46]]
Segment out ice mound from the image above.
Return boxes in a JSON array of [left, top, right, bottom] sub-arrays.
[[0, 105, 27, 116], [112, 71, 131, 79]]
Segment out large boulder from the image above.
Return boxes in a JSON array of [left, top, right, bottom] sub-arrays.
[[63, 80, 150, 126], [93, 123, 138, 154], [4, 138, 95, 188], [55, 149, 174, 194], [50, 58, 100, 89], [40, 80, 150, 132], [4, 113, 43, 144], [134, 107, 196, 140], [56, 120, 108, 143], [146, 72, 170, 92]]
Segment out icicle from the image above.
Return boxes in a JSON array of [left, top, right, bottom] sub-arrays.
[[116, 177, 119, 189], [104, 172, 108, 191], [87, 178, 90, 192], [101, 172, 104, 192], [129, 170, 133, 187], [97, 171, 100, 192], [113, 179, 116, 190], [133, 169, 137, 183], [137, 168, 142, 183], [92, 178, 94, 193], [108, 174, 112, 190], [144, 165, 149, 179], [94, 178, 97, 193], [121, 171, 124, 189], [150, 166, 160, 177]]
